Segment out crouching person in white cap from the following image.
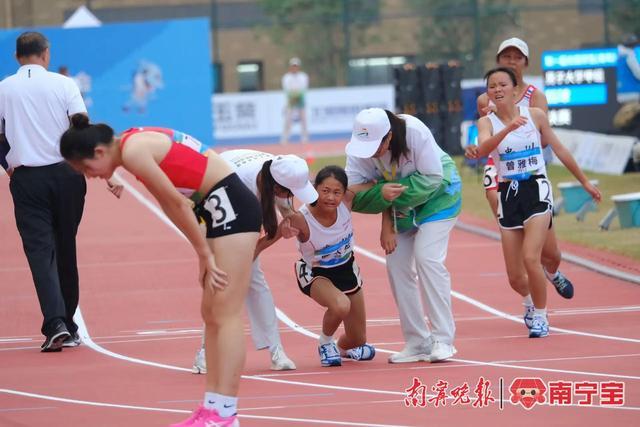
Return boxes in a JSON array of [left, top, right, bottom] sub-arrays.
[[192, 149, 318, 373], [345, 108, 462, 363]]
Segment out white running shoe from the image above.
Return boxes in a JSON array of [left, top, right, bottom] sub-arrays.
[[528, 313, 550, 338], [192, 347, 206, 374], [270, 344, 296, 371], [523, 304, 535, 329], [429, 341, 457, 362], [318, 342, 342, 367], [344, 343, 376, 361], [388, 343, 432, 364]]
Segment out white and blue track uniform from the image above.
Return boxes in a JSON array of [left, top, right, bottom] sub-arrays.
[[487, 106, 553, 229], [295, 203, 362, 296]]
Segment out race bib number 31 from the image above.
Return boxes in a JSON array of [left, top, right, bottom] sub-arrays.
[[203, 187, 237, 228]]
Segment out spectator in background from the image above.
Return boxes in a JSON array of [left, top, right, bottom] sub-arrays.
[[281, 57, 309, 145], [0, 32, 88, 352], [58, 65, 70, 76]]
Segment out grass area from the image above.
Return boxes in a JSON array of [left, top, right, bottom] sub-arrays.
[[308, 155, 640, 261]]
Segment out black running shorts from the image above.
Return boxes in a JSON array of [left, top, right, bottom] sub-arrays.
[[194, 173, 262, 238], [497, 175, 552, 229], [295, 255, 363, 297]]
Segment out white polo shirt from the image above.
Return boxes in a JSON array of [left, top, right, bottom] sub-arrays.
[[0, 64, 87, 169], [281, 71, 309, 93]]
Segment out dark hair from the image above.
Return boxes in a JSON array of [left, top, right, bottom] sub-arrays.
[[384, 109, 409, 164], [314, 165, 347, 189], [16, 32, 49, 58], [310, 165, 347, 207], [484, 67, 518, 87], [60, 114, 115, 161], [257, 160, 292, 239]]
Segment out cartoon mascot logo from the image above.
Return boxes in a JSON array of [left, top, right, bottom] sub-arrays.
[[509, 378, 547, 410]]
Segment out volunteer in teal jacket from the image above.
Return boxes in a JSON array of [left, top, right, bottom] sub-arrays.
[[345, 108, 461, 363]]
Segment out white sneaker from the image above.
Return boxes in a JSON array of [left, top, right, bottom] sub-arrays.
[[429, 341, 457, 362], [523, 304, 535, 330], [388, 343, 431, 364], [192, 347, 206, 374], [270, 344, 296, 371]]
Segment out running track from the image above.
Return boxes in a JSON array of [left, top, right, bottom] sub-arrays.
[[1, 165, 639, 427]]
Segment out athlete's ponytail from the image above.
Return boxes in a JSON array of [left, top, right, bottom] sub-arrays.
[[385, 110, 409, 164], [60, 113, 115, 161], [258, 160, 279, 239]]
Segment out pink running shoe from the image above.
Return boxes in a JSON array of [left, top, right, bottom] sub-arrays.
[[192, 411, 239, 427], [170, 405, 207, 427]]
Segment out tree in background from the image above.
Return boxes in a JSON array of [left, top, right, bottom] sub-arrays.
[[609, 0, 640, 42], [258, 0, 379, 87], [408, 0, 518, 78]]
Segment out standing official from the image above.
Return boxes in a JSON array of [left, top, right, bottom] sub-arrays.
[[0, 32, 87, 352], [280, 57, 309, 145]]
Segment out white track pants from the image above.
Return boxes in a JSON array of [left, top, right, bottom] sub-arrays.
[[386, 218, 456, 348], [245, 258, 281, 350]]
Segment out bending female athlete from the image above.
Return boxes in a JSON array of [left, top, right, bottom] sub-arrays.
[[60, 116, 258, 427]]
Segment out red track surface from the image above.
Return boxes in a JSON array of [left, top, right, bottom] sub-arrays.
[[1, 157, 639, 426]]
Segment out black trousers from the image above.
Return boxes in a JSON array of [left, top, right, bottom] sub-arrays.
[[9, 162, 86, 337]]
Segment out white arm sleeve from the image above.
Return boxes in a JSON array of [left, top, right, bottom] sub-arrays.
[[410, 124, 443, 177], [345, 155, 375, 185]]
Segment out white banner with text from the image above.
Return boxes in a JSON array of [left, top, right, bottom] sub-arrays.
[[212, 85, 394, 145], [551, 129, 635, 175]]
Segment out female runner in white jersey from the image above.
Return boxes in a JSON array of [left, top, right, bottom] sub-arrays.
[[467, 37, 581, 326], [476, 67, 600, 337], [284, 165, 375, 366], [192, 149, 318, 373]]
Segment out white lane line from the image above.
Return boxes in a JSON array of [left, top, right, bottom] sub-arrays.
[[354, 247, 640, 344], [0, 338, 33, 343], [448, 357, 640, 380], [119, 171, 640, 344], [0, 388, 187, 413], [0, 406, 56, 413], [0, 388, 415, 427], [274, 308, 640, 381], [455, 220, 640, 285], [74, 308, 406, 396], [104, 174, 640, 386], [492, 353, 640, 365]]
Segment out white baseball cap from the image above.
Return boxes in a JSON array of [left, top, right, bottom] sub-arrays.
[[289, 57, 301, 66], [270, 154, 318, 204], [497, 37, 529, 58], [346, 108, 391, 158]]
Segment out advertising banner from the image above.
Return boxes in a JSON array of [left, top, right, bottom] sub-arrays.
[[213, 85, 394, 145], [0, 18, 213, 145]]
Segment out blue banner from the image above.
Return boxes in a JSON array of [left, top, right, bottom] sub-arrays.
[[542, 48, 618, 70], [0, 18, 213, 146], [546, 84, 608, 107]]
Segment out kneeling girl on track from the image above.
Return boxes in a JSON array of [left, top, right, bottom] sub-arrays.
[[475, 67, 600, 338], [60, 116, 259, 427], [285, 165, 375, 367]]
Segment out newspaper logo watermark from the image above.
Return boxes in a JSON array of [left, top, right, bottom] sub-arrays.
[[404, 376, 625, 410]]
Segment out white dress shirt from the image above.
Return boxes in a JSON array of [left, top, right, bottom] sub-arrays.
[[0, 64, 87, 169]]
